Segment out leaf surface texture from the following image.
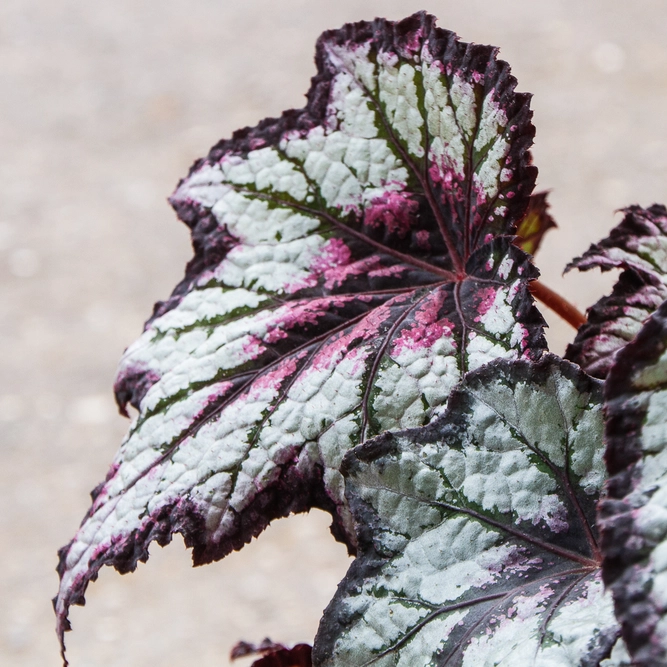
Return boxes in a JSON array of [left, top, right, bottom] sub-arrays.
[[315, 356, 624, 667], [601, 298, 667, 667], [54, 13, 545, 656]]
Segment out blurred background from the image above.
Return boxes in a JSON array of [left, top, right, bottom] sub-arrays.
[[2, 1, 667, 665]]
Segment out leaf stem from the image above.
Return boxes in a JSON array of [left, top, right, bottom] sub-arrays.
[[529, 280, 586, 330]]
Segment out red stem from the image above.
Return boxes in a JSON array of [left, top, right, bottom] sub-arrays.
[[529, 280, 586, 330]]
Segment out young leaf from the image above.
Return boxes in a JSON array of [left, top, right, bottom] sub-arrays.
[[600, 298, 667, 666], [565, 205, 667, 378], [247, 645, 311, 667], [54, 12, 545, 656], [314, 356, 626, 667], [231, 639, 312, 667], [514, 191, 557, 257]]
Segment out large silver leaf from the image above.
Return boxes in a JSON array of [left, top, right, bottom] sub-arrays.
[[315, 356, 627, 666], [54, 13, 545, 659]]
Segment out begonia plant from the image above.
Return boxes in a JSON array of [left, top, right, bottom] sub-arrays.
[[54, 12, 667, 666]]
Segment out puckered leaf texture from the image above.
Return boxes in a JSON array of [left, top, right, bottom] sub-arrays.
[[314, 356, 630, 667], [601, 298, 667, 667], [54, 12, 546, 659], [566, 205, 667, 379]]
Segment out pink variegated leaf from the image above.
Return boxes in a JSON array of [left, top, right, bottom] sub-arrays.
[[316, 356, 627, 667], [565, 204, 667, 378], [54, 12, 545, 660]]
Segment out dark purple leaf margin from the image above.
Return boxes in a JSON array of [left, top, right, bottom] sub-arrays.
[[601, 297, 667, 666]]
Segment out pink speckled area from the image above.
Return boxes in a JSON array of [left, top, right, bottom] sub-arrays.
[[391, 291, 455, 357], [473, 285, 499, 321], [308, 295, 409, 371], [2, 2, 666, 666], [364, 191, 419, 237], [248, 355, 302, 396]]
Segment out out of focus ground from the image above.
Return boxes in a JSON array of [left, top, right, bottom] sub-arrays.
[[2, 1, 666, 665]]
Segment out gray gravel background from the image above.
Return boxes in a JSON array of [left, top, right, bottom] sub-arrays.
[[2, 1, 666, 665]]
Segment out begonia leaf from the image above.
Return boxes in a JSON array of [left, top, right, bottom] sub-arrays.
[[250, 645, 312, 667], [514, 191, 557, 257], [231, 638, 286, 660], [600, 298, 667, 666], [54, 12, 545, 659], [314, 356, 628, 667], [566, 205, 667, 378], [231, 639, 312, 667]]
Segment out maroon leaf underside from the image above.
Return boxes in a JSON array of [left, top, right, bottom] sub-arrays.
[[599, 298, 667, 666], [231, 639, 312, 667], [566, 204, 667, 378], [251, 646, 311, 667], [231, 638, 285, 660], [251, 646, 312, 667], [55, 13, 545, 662]]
